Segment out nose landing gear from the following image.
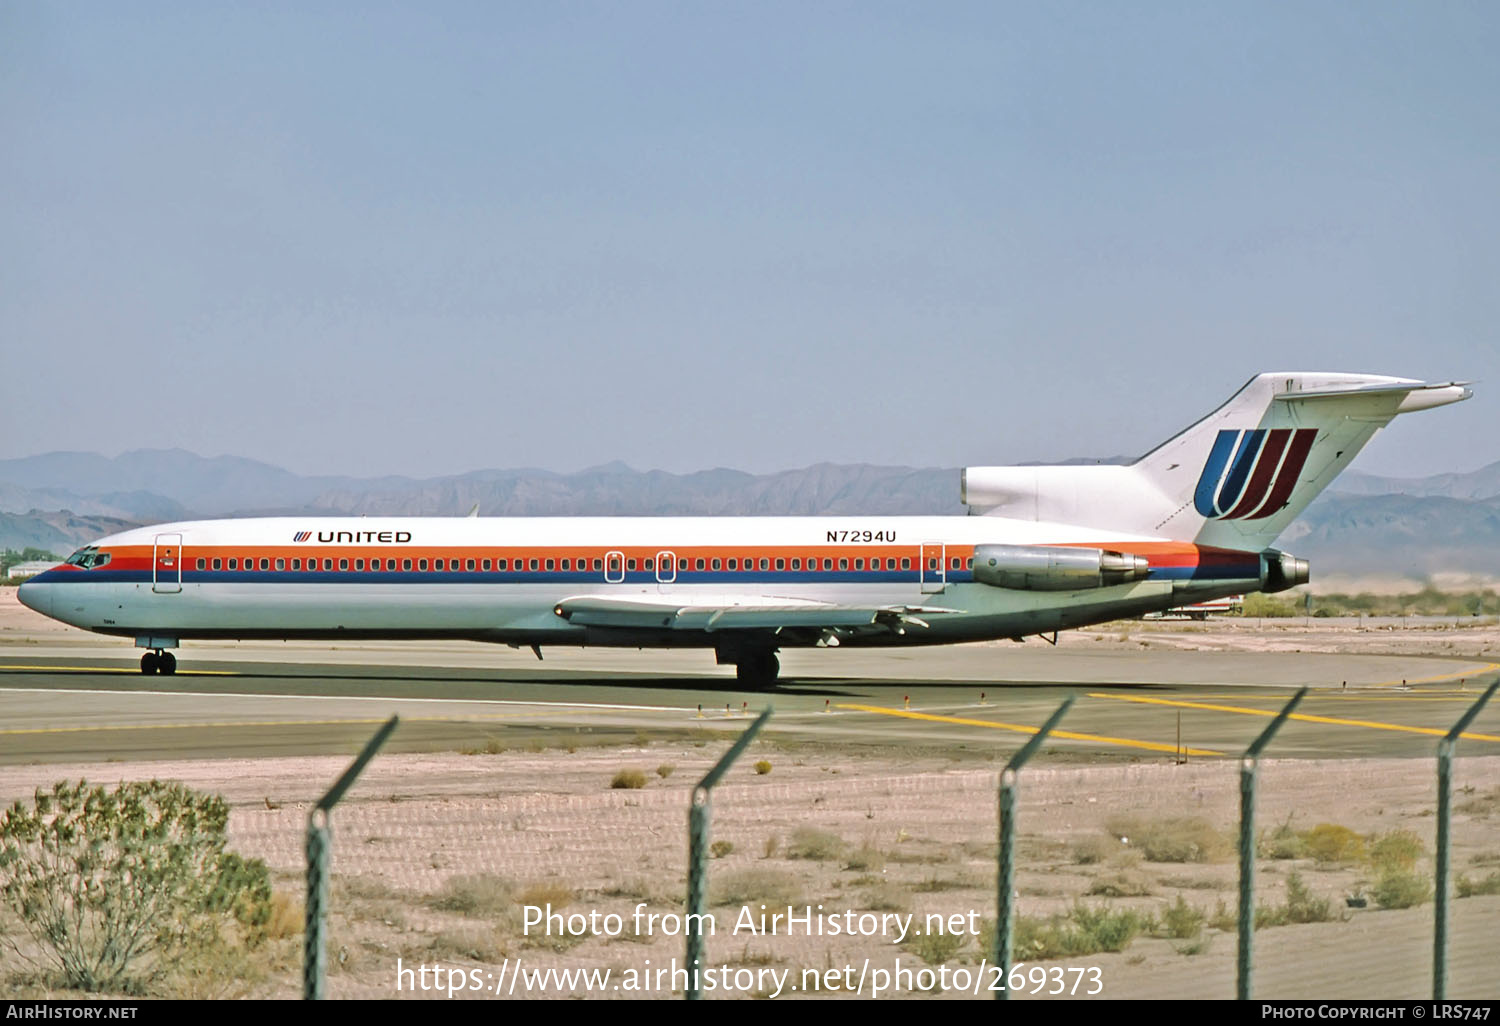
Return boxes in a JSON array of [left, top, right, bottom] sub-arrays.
[[140, 650, 177, 675]]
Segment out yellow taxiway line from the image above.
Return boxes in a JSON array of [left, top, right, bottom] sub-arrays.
[[1086, 693, 1500, 743], [837, 703, 1221, 756]]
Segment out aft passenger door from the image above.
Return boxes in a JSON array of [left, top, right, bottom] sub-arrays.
[[153, 533, 183, 594], [919, 542, 946, 594]]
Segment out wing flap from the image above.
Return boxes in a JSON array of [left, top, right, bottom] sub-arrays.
[[552, 594, 958, 633]]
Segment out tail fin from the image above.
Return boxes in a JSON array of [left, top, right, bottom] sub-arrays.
[[963, 372, 1471, 549]]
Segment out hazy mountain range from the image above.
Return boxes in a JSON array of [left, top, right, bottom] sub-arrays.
[[4, 449, 1498, 582]]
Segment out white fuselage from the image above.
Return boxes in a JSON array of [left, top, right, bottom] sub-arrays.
[[18, 514, 1260, 652]]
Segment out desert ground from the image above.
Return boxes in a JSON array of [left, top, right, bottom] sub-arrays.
[[1, 587, 1498, 1000]]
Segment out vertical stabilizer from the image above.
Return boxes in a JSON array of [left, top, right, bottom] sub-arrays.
[[964, 372, 1471, 549]]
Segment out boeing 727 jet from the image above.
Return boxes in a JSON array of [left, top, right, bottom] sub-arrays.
[[18, 372, 1470, 684]]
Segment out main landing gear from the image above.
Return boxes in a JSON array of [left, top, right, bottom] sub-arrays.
[[140, 650, 176, 675], [732, 651, 780, 689]]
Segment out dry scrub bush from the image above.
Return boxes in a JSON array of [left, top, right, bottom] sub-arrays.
[[710, 869, 802, 908], [0, 780, 272, 994], [611, 769, 648, 790], [1456, 872, 1500, 897], [1012, 904, 1150, 960], [1372, 870, 1430, 910], [1302, 823, 1365, 864], [1367, 830, 1425, 874], [1106, 815, 1229, 863], [786, 827, 846, 862], [430, 873, 516, 918]]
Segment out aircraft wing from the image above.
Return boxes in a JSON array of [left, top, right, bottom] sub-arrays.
[[552, 594, 959, 634]]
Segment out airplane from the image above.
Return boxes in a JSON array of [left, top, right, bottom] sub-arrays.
[[17, 372, 1471, 685]]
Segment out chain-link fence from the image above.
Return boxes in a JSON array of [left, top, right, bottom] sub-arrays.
[[2, 712, 1498, 999]]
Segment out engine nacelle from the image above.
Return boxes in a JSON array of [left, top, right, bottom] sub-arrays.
[[973, 544, 1151, 591], [1260, 549, 1310, 593]]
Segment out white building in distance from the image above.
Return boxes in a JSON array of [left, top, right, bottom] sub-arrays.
[[7, 561, 59, 579]]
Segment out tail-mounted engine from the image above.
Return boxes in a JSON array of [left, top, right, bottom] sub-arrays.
[[1260, 549, 1310, 593], [973, 544, 1151, 591]]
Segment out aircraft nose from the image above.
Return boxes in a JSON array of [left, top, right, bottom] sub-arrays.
[[17, 579, 50, 617]]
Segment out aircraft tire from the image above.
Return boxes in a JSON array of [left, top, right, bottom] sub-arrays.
[[735, 652, 780, 689], [141, 652, 159, 675], [160, 651, 177, 675]]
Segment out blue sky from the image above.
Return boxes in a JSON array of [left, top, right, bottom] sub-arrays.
[[2, 2, 1496, 479]]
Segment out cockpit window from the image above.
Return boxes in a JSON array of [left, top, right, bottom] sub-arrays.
[[64, 547, 111, 569]]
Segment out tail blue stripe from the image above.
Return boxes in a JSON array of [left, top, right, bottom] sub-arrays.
[[1215, 429, 1265, 515], [1193, 431, 1240, 516]]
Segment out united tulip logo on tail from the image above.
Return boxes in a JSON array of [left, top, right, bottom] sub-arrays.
[[1193, 428, 1316, 520]]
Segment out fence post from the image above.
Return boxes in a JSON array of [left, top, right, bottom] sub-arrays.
[[685, 706, 773, 1000], [1434, 679, 1498, 999], [995, 695, 1074, 1000], [1237, 688, 1305, 1001], [304, 715, 399, 1000]]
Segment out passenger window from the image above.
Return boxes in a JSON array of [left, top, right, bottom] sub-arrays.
[[228, 558, 237, 570], [712, 558, 722, 570], [626, 559, 636, 571], [928, 558, 938, 570], [839, 558, 849, 571], [870, 558, 881, 571], [196, 558, 206, 570], [695, 558, 705, 571], [339, 559, 349, 571], [403, 559, 412, 571], [644, 558, 653, 571], [369, 561, 379, 572], [966, 557, 974, 569], [546, 559, 555, 571], [759, 558, 768, 571], [530, 559, 539, 571], [727, 558, 737, 571], [951, 557, 961, 570], [291, 559, 300, 570], [466, 559, 475, 571], [775, 558, 785, 570], [419, 559, 428, 571], [854, 559, 864, 571], [901, 558, 910, 570], [259, 558, 269, 571], [791, 558, 800, 571], [593, 558, 602, 571], [679, 558, 689, 571], [213, 558, 222, 570]]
